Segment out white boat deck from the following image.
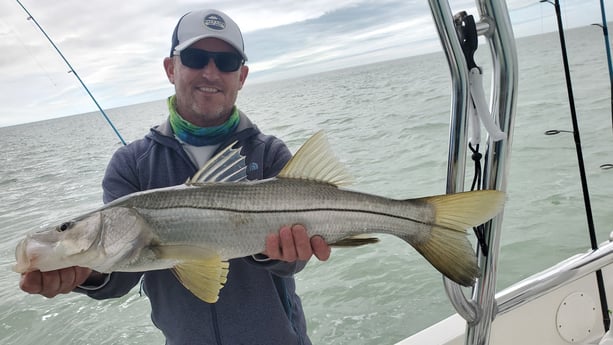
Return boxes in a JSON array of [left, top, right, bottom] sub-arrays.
[[397, 243, 613, 344]]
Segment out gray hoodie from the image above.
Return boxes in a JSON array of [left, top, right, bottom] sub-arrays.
[[76, 112, 311, 345]]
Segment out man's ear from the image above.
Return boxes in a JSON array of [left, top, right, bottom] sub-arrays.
[[163, 57, 175, 84], [238, 65, 249, 90]]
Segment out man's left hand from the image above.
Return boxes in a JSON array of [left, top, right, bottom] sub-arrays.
[[264, 224, 331, 262]]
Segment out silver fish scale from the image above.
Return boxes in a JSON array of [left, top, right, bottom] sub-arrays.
[[112, 178, 435, 260]]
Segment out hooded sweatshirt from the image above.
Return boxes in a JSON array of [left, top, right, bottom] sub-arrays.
[[76, 111, 311, 345]]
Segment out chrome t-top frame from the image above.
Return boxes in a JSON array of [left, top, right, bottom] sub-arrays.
[[427, 0, 518, 344]]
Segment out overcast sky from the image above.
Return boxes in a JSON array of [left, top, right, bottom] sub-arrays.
[[1, 0, 610, 127]]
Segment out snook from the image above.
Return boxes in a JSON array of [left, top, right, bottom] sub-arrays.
[[14, 131, 505, 303]]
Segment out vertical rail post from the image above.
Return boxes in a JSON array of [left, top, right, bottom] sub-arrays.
[[428, 0, 480, 324], [463, 0, 517, 343], [427, 0, 518, 344]]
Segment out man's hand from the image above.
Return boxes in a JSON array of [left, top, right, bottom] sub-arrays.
[[264, 224, 331, 262], [20, 267, 92, 298]]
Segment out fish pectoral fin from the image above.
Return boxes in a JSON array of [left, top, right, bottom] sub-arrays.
[[330, 235, 379, 247], [188, 140, 247, 184], [172, 259, 230, 304]]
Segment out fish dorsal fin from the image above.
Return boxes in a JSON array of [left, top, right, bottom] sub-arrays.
[[278, 131, 353, 187], [188, 141, 247, 184]]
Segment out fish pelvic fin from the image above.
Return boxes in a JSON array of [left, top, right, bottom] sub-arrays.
[[188, 141, 247, 184], [278, 131, 353, 187], [172, 259, 229, 303], [154, 246, 229, 303], [413, 190, 505, 286]]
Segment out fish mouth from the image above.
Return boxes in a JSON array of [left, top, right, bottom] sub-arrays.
[[13, 238, 32, 273]]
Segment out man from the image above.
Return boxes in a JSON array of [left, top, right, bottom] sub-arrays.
[[20, 9, 330, 345]]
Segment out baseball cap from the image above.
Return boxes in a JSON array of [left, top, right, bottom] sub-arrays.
[[170, 9, 247, 61]]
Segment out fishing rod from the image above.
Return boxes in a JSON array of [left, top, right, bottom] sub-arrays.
[[14, 0, 126, 145], [593, 0, 613, 137], [592, 0, 613, 170], [540, 0, 609, 331]]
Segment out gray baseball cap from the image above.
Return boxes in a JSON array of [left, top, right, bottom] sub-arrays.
[[170, 9, 247, 61]]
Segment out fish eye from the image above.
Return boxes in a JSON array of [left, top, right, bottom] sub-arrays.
[[57, 221, 74, 232]]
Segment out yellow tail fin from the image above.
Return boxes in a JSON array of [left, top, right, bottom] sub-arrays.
[[414, 190, 505, 286]]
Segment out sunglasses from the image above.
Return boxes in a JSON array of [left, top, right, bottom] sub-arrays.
[[176, 48, 244, 72]]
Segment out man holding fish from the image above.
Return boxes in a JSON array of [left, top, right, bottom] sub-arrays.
[[16, 8, 504, 345], [19, 9, 331, 345]]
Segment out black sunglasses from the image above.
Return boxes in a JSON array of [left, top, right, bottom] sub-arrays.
[[176, 48, 244, 72]]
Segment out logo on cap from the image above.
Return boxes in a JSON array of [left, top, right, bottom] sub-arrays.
[[204, 14, 226, 31]]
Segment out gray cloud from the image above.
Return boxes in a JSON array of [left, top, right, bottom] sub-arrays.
[[0, 0, 609, 127]]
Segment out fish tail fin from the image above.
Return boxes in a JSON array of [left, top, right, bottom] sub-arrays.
[[412, 190, 505, 286]]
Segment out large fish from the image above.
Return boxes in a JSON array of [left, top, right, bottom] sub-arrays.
[[14, 131, 504, 303]]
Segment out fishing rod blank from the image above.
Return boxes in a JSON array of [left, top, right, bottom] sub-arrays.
[[540, 0, 609, 332], [14, 0, 126, 145], [592, 0, 613, 169]]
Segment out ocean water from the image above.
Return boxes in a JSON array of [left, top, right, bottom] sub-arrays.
[[1, 24, 613, 344]]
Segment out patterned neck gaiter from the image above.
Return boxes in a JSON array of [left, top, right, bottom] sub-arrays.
[[168, 95, 240, 146]]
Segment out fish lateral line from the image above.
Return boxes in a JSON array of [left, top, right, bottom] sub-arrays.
[[137, 204, 431, 226]]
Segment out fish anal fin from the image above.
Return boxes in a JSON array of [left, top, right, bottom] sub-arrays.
[[172, 258, 229, 304], [278, 131, 353, 187], [330, 235, 379, 247]]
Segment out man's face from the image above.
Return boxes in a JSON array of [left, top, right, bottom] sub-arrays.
[[164, 37, 248, 127]]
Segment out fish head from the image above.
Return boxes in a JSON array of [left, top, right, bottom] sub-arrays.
[[13, 212, 104, 273]]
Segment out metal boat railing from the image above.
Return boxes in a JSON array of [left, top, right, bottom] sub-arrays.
[[496, 237, 613, 316], [427, 0, 518, 344]]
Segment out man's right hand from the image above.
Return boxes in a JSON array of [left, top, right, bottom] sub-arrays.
[[19, 267, 92, 298]]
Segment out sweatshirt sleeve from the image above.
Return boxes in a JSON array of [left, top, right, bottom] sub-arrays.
[[101, 145, 141, 203], [263, 136, 292, 178], [74, 146, 145, 299]]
